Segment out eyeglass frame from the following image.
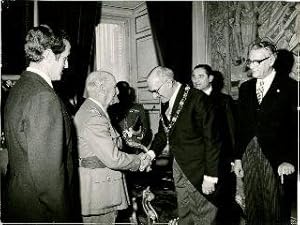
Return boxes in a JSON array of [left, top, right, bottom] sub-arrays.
[[246, 55, 272, 67], [149, 79, 169, 97]]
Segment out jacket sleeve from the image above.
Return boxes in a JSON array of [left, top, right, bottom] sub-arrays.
[[137, 104, 153, 146], [235, 83, 251, 160], [281, 79, 298, 167], [195, 95, 222, 178], [83, 114, 141, 171], [225, 96, 237, 153], [26, 92, 70, 222], [150, 117, 167, 157]]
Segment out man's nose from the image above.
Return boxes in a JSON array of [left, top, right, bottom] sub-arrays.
[[249, 63, 256, 70]]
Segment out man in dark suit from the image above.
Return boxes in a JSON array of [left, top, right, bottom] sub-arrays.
[[146, 66, 223, 225], [192, 64, 236, 164], [192, 64, 240, 224], [3, 25, 78, 222], [233, 41, 297, 225]]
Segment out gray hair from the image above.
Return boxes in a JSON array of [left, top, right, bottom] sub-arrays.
[[147, 66, 174, 83], [85, 70, 114, 97]]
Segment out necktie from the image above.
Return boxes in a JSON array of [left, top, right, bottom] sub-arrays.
[[256, 79, 264, 104]]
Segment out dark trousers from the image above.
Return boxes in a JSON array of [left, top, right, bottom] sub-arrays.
[[242, 137, 290, 225], [173, 160, 217, 225]]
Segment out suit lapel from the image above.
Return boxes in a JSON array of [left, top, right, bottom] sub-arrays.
[[261, 73, 280, 106], [60, 99, 72, 147], [170, 84, 186, 118], [250, 79, 260, 106], [169, 84, 187, 135]]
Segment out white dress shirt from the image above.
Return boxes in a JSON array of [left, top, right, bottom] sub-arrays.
[[203, 85, 213, 96], [166, 83, 182, 120], [256, 69, 276, 98]]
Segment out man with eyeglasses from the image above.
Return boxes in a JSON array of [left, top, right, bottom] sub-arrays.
[[146, 66, 223, 225], [233, 41, 297, 225]]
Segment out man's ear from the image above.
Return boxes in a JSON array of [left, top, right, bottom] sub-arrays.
[[209, 75, 214, 83], [95, 80, 105, 93], [270, 54, 276, 67], [42, 49, 54, 62]]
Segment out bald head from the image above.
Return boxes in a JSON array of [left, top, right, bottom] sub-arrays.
[[147, 66, 178, 103], [85, 70, 117, 107], [147, 66, 174, 86]]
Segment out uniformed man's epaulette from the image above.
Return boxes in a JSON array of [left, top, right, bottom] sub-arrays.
[[90, 108, 103, 117], [129, 109, 140, 113]]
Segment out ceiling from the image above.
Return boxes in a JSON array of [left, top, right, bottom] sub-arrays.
[[102, 1, 144, 10]]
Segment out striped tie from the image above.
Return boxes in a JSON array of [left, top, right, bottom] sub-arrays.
[[256, 79, 264, 104]]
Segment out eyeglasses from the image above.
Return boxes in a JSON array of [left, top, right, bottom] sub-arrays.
[[149, 80, 168, 97], [246, 55, 271, 67]]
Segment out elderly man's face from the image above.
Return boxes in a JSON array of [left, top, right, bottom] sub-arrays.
[[147, 76, 172, 103], [248, 48, 274, 79], [106, 78, 119, 105]]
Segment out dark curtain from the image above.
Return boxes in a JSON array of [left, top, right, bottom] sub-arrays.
[[39, 1, 101, 112], [1, 1, 33, 74], [147, 2, 192, 84]]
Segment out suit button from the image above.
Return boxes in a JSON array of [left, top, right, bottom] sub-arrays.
[[107, 177, 111, 182]]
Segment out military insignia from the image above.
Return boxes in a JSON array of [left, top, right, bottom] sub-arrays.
[[129, 109, 140, 113]]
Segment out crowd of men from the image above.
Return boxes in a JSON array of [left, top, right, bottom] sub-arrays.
[[2, 25, 297, 225]]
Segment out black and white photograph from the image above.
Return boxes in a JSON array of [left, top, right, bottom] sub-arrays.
[[0, 1, 299, 224]]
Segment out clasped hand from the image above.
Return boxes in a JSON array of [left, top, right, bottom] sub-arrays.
[[202, 179, 216, 195], [139, 153, 152, 172]]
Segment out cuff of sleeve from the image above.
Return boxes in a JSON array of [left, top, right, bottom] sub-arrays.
[[204, 175, 218, 184], [147, 150, 156, 160]]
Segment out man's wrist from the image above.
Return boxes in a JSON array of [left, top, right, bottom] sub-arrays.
[[204, 175, 218, 184]]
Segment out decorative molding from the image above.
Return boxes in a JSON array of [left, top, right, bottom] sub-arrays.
[[135, 13, 150, 34], [101, 1, 144, 12], [101, 5, 134, 18], [136, 34, 157, 83], [134, 2, 147, 16]]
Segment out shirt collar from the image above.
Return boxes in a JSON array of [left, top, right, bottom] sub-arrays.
[[263, 69, 276, 83], [26, 67, 53, 88], [168, 82, 182, 112], [88, 97, 110, 119], [203, 85, 213, 96], [256, 69, 276, 96]]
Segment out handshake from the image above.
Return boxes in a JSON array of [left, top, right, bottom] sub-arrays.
[[138, 152, 154, 172]]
